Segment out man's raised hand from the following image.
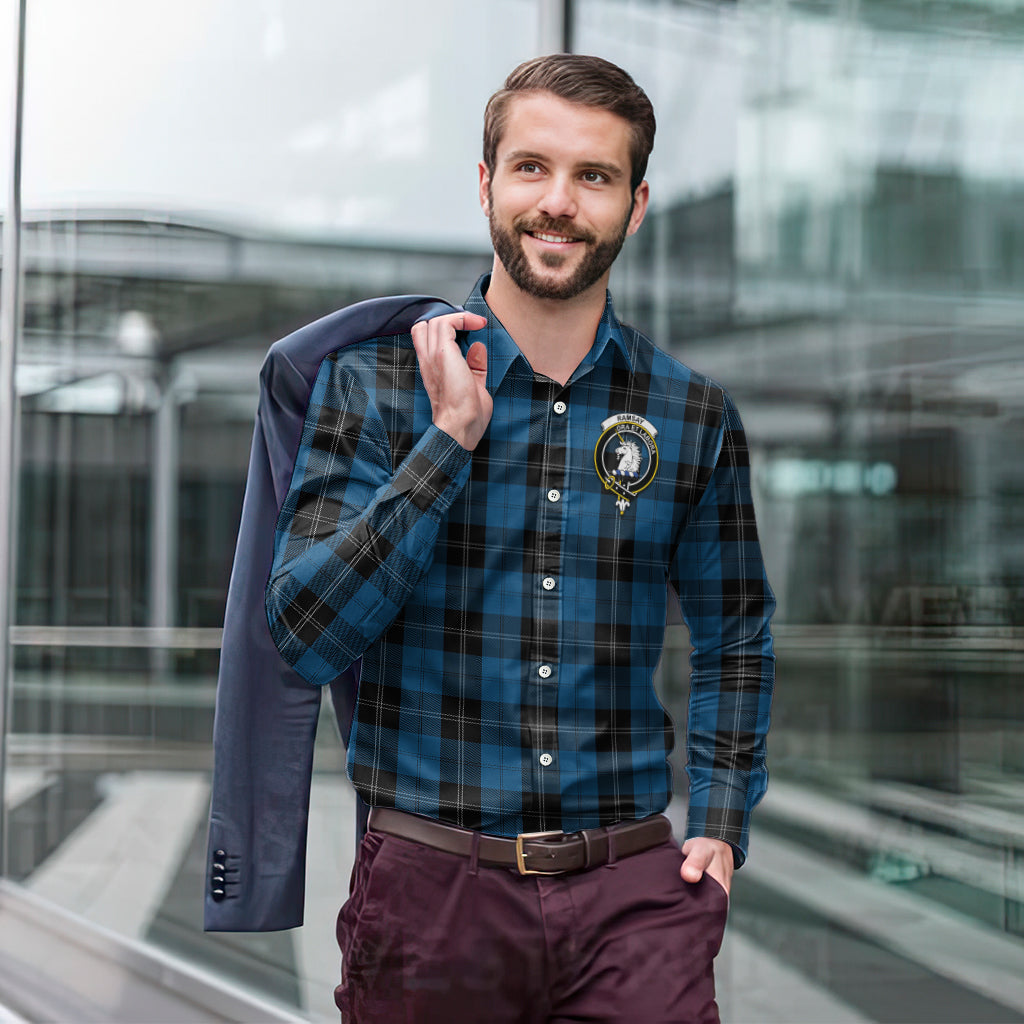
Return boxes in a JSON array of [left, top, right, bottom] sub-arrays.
[[411, 311, 491, 451]]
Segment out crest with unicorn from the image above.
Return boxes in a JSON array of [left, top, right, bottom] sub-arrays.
[[593, 412, 660, 514]]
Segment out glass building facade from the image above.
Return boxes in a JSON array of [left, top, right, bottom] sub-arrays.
[[1, 1, 1023, 1020]]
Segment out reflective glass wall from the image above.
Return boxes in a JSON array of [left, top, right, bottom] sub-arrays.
[[4, 2, 534, 1019], [2, 0, 1024, 1021], [579, 1, 1024, 1020]]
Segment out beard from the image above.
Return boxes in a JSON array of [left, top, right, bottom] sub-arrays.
[[487, 189, 631, 301]]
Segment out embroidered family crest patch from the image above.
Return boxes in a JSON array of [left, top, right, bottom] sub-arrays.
[[594, 413, 659, 514]]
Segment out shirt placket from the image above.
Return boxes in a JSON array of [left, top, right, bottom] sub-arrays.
[[521, 379, 569, 833]]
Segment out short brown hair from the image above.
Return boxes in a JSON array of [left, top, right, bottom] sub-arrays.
[[483, 54, 656, 193]]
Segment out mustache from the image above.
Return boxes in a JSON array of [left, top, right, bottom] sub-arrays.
[[513, 216, 595, 244]]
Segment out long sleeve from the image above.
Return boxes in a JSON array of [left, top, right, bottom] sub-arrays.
[[266, 354, 473, 686], [670, 389, 775, 866]]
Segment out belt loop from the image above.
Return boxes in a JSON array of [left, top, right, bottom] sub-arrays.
[[581, 829, 593, 870], [468, 830, 480, 877], [606, 828, 618, 869]]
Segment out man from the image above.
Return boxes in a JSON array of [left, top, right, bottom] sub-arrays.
[[266, 54, 774, 1023]]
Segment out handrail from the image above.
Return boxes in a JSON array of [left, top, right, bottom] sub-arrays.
[[0, 880, 308, 1023], [9, 625, 223, 649]]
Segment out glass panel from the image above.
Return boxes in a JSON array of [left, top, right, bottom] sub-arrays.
[[21, 0, 540, 248], [12, 2, 539, 1018], [576, 1, 1024, 1020]]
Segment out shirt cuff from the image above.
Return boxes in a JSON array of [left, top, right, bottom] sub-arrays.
[[684, 777, 754, 868], [392, 423, 473, 520]]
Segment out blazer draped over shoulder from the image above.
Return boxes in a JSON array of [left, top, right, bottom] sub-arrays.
[[204, 294, 459, 932]]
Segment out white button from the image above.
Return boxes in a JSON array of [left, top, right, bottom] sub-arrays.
[[542, 577, 556, 591], [547, 489, 560, 503], [539, 753, 553, 767], [553, 401, 567, 415], [538, 664, 552, 679]]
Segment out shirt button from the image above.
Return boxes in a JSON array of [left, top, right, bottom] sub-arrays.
[[538, 664, 552, 679], [539, 753, 553, 767], [542, 577, 556, 591], [553, 401, 567, 415], [547, 489, 560, 503]]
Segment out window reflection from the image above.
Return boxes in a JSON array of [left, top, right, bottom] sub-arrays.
[[7, 2, 532, 1018], [581, 0, 1024, 1019]]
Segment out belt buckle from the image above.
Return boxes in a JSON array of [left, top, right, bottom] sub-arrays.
[[515, 830, 566, 876]]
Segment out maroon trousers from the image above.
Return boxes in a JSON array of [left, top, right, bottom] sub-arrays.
[[335, 827, 728, 1023]]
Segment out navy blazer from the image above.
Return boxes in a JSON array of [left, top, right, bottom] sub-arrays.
[[204, 294, 459, 932]]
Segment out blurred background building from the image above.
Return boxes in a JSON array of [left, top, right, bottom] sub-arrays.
[[1, 0, 1023, 1021]]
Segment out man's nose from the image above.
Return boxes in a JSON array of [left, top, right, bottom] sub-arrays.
[[536, 175, 577, 220]]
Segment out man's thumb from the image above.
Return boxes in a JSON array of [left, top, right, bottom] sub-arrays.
[[466, 341, 488, 375]]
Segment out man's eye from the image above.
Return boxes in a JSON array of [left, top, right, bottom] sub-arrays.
[[582, 171, 607, 184], [518, 162, 541, 174]]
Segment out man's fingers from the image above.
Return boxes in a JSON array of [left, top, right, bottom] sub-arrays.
[[460, 311, 488, 331], [414, 310, 487, 342], [430, 312, 487, 349]]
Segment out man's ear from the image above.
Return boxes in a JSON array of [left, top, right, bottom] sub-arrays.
[[626, 180, 650, 237], [478, 162, 491, 216]]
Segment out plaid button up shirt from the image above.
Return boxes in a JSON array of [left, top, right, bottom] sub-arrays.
[[266, 275, 775, 863]]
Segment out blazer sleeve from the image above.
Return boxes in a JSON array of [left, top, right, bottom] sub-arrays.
[[204, 387, 334, 931]]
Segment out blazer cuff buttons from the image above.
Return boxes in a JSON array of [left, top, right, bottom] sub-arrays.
[[211, 848, 229, 902]]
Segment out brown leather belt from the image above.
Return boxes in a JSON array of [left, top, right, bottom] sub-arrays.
[[368, 807, 673, 876]]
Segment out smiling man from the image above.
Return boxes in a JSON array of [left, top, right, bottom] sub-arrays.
[[266, 54, 775, 1023]]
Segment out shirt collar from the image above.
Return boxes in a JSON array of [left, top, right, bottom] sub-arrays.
[[462, 273, 634, 391]]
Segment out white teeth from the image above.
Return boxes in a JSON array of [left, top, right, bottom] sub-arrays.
[[533, 232, 575, 244]]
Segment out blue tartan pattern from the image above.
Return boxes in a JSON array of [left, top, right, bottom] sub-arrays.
[[266, 276, 775, 862]]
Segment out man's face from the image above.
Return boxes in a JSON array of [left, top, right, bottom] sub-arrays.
[[480, 92, 649, 302]]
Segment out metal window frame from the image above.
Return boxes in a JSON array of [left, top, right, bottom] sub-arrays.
[[0, 0, 27, 881], [538, 0, 574, 52]]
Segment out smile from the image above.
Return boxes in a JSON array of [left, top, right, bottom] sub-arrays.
[[528, 231, 580, 244]]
